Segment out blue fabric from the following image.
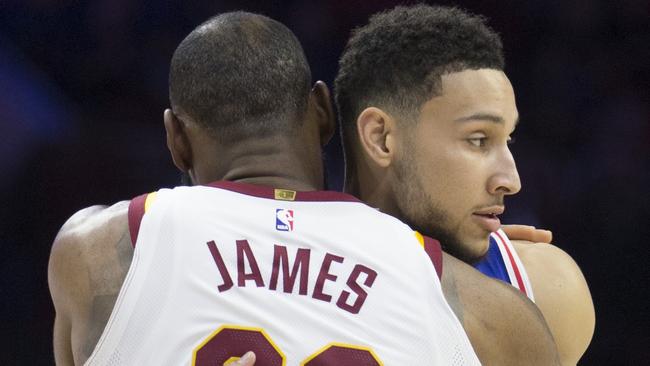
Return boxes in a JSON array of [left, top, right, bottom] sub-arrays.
[[474, 236, 511, 284]]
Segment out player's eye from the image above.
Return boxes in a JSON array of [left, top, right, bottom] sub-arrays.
[[467, 135, 487, 148]]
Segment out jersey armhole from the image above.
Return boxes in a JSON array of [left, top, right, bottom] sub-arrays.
[[492, 230, 535, 301], [128, 193, 148, 248]]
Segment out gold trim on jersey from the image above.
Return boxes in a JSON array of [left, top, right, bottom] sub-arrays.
[[223, 357, 240, 365], [144, 192, 158, 213], [191, 324, 286, 366], [414, 231, 425, 248]]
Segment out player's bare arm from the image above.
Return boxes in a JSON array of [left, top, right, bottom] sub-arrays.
[[48, 202, 132, 365], [512, 241, 595, 365], [441, 252, 561, 365]]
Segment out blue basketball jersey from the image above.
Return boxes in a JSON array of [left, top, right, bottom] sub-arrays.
[[474, 229, 535, 301]]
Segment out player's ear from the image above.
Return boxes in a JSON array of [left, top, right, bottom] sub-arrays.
[[310, 81, 336, 146], [163, 109, 193, 173], [357, 107, 395, 168]]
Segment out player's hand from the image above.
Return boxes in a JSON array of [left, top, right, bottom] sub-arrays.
[[228, 351, 256, 365], [501, 224, 553, 243]]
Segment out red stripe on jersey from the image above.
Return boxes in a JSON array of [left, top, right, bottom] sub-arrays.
[[128, 193, 148, 248], [422, 235, 443, 279], [494, 230, 528, 296]]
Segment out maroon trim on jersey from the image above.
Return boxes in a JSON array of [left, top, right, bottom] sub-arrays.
[[422, 235, 443, 279], [128, 193, 148, 248], [205, 180, 362, 202]]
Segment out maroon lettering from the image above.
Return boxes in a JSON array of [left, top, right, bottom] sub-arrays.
[[269, 245, 311, 295], [194, 327, 284, 365], [207, 238, 376, 315], [312, 253, 344, 302], [207, 240, 233, 292], [336, 264, 378, 314], [236, 240, 265, 287]]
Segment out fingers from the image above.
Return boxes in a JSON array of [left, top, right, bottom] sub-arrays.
[[501, 225, 536, 241], [531, 228, 552, 244], [228, 351, 256, 366], [501, 224, 553, 243]]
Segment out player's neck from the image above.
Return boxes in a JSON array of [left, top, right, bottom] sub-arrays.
[[347, 156, 398, 213], [195, 143, 325, 192], [189, 128, 326, 191], [363, 187, 400, 217]]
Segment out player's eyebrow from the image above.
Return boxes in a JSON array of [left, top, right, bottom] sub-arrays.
[[454, 113, 520, 126]]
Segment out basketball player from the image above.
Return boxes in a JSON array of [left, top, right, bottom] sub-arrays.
[[334, 5, 595, 364], [48, 11, 559, 366]]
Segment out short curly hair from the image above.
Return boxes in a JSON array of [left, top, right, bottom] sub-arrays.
[[334, 4, 504, 169]]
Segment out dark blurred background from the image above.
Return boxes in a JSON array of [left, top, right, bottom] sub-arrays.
[[0, 0, 648, 364]]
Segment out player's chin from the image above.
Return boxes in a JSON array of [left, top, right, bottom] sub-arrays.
[[457, 232, 491, 264]]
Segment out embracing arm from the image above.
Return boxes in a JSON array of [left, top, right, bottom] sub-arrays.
[[49, 206, 103, 365], [442, 252, 560, 365], [48, 202, 132, 365], [513, 241, 595, 365]]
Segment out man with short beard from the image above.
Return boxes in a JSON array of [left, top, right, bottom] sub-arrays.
[[335, 4, 594, 365]]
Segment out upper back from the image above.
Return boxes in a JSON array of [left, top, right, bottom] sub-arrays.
[[86, 182, 479, 365]]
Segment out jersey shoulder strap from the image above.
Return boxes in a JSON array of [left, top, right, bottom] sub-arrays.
[[490, 229, 535, 301], [127, 192, 158, 247], [414, 231, 443, 279]]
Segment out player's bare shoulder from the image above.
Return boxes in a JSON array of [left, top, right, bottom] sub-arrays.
[[512, 241, 595, 365], [511, 240, 587, 286], [49, 202, 132, 289], [48, 201, 133, 365]]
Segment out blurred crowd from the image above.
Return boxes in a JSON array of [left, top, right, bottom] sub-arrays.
[[0, 0, 648, 364]]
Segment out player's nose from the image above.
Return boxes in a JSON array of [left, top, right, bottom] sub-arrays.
[[488, 147, 521, 196]]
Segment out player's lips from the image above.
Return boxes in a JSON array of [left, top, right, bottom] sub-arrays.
[[472, 206, 504, 232]]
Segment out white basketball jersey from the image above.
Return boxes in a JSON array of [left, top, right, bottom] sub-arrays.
[[85, 181, 480, 365]]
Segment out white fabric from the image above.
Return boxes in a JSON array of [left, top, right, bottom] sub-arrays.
[[490, 229, 535, 302], [86, 185, 480, 365]]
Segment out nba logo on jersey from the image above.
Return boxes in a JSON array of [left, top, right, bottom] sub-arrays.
[[275, 209, 294, 231]]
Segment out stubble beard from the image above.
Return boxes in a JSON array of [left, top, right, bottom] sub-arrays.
[[394, 154, 478, 264]]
